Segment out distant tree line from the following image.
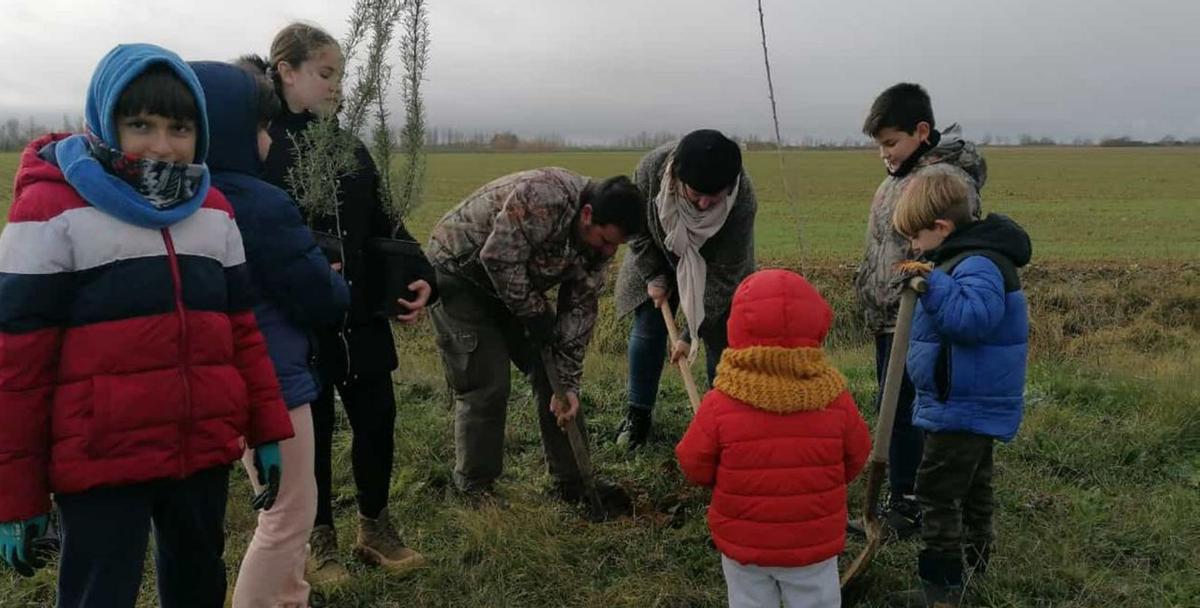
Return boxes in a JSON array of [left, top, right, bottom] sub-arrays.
[[3, 115, 1199, 152]]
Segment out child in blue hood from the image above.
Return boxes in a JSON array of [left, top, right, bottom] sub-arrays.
[[191, 60, 349, 608], [0, 44, 294, 607], [890, 167, 1031, 607]]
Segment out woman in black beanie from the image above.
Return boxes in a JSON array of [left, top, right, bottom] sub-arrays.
[[613, 129, 758, 449]]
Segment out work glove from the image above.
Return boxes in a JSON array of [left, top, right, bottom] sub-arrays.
[[1, 513, 48, 577], [894, 259, 934, 278], [252, 442, 283, 511]]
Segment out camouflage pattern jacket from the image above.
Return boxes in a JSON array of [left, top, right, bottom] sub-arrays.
[[614, 142, 757, 333], [853, 124, 987, 334], [427, 168, 607, 391]]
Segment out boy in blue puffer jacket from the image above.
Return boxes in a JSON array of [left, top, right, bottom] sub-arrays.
[[891, 166, 1031, 607], [190, 60, 349, 608]]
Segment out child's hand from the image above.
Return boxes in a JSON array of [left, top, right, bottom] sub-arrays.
[[894, 260, 934, 277], [0, 514, 48, 577]]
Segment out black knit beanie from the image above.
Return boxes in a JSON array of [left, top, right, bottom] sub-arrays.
[[673, 129, 742, 195]]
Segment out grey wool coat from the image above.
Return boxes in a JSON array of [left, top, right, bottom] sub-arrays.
[[614, 142, 757, 335]]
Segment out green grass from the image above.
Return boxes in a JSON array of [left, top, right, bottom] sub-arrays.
[[4, 147, 1200, 262], [0, 147, 1198, 606]]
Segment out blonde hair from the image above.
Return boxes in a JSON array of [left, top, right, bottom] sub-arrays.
[[893, 168, 975, 238]]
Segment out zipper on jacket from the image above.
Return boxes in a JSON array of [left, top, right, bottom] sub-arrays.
[[162, 228, 192, 478], [329, 202, 352, 376]]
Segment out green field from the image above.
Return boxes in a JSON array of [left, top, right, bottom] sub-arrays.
[[4, 147, 1200, 262], [1, 148, 1198, 607]]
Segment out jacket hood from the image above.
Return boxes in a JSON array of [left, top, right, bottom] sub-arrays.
[[86, 44, 209, 163], [191, 61, 263, 176], [920, 123, 987, 190], [931, 213, 1032, 268], [726, 269, 833, 349]]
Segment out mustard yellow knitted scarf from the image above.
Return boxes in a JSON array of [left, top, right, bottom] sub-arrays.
[[714, 346, 848, 413]]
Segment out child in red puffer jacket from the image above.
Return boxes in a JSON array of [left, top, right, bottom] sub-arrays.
[[676, 269, 870, 608]]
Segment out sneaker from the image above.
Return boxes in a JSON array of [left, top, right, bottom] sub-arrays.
[[846, 496, 922, 541], [354, 507, 427, 574], [614, 407, 652, 449], [307, 525, 351, 587], [882, 496, 922, 541]]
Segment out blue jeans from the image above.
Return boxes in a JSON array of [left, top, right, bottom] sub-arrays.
[[627, 300, 727, 412], [875, 332, 924, 498]]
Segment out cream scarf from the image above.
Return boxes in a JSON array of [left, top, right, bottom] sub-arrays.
[[657, 155, 738, 360]]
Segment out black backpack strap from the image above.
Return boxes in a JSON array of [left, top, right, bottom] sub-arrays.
[[937, 250, 1021, 291]]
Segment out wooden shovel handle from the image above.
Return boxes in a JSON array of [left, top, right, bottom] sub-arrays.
[[539, 348, 603, 516], [660, 304, 703, 413], [842, 276, 928, 589], [869, 276, 927, 462]]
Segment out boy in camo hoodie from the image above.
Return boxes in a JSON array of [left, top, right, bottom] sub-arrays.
[[851, 83, 987, 538]]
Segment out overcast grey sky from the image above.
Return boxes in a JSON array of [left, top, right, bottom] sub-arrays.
[[2, 0, 1197, 144]]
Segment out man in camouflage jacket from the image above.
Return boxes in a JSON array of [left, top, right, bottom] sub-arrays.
[[427, 168, 645, 499]]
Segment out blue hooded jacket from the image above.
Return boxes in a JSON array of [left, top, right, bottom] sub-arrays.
[[191, 61, 349, 408], [907, 214, 1032, 441], [52, 44, 212, 229]]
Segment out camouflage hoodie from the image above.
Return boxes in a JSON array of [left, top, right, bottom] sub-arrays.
[[853, 124, 987, 333], [426, 167, 608, 391]]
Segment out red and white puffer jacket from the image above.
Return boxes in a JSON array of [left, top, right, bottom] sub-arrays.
[[0, 133, 293, 522]]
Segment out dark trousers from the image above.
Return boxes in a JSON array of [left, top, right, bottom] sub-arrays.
[[875, 332, 924, 498], [915, 431, 995, 583], [55, 466, 230, 608], [626, 299, 727, 411], [429, 271, 586, 493], [312, 371, 397, 526]]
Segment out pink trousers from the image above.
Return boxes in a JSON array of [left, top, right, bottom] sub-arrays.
[[233, 404, 317, 608]]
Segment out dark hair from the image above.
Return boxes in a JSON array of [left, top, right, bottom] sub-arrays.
[[583, 175, 646, 237], [114, 63, 198, 122], [862, 82, 935, 137], [236, 58, 282, 128], [672, 129, 742, 195]]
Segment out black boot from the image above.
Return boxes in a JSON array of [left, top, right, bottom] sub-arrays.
[[964, 540, 992, 578], [882, 494, 923, 540], [849, 494, 922, 541], [915, 554, 963, 607], [614, 406, 652, 449]]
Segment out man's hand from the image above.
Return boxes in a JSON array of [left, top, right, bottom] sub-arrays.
[[395, 279, 433, 324], [0, 514, 48, 577], [647, 280, 670, 309], [550, 390, 581, 429]]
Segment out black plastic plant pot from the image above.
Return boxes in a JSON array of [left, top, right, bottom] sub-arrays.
[[366, 236, 424, 317], [312, 230, 344, 265]]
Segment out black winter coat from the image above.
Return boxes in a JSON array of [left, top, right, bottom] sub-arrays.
[[263, 109, 437, 383]]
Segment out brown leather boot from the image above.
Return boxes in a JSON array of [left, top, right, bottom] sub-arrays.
[[353, 507, 426, 574], [306, 525, 351, 587]]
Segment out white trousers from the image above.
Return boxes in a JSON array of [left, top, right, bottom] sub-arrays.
[[720, 554, 840, 608]]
